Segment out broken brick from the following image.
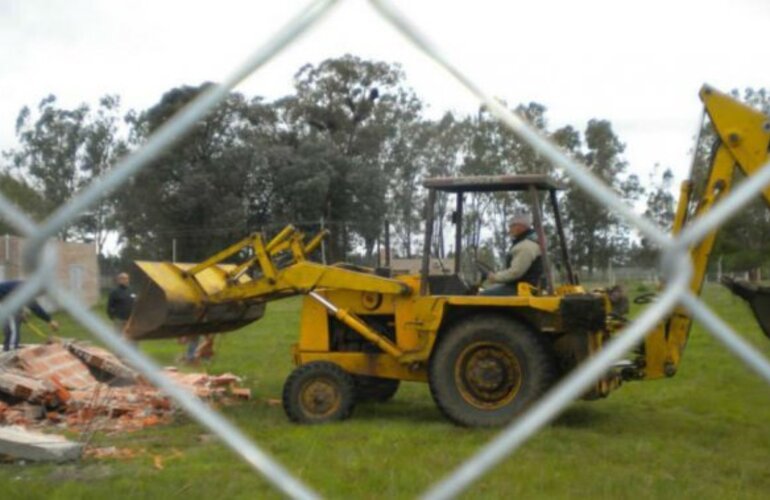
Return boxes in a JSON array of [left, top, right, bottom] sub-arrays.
[[16, 344, 96, 390], [47, 375, 72, 403], [1, 340, 252, 435], [142, 415, 160, 427], [230, 387, 251, 400], [208, 373, 241, 386], [64, 341, 138, 381], [150, 397, 171, 411], [0, 370, 56, 402]]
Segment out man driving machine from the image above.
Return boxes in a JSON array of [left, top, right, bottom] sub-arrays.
[[480, 211, 543, 296]]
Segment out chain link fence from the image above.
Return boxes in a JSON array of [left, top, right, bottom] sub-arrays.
[[2, 0, 770, 498]]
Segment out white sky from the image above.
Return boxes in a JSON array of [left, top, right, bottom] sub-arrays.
[[1, 0, 769, 187]]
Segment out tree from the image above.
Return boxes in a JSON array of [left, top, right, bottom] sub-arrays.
[[4, 56, 661, 275], [644, 167, 675, 230], [487, 103, 555, 263], [79, 95, 126, 254], [279, 55, 424, 262], [9, 95, 88, 240], [562, 119, 642, 274], [0, 173, 46, 234], [117, 84, 274, 260], [417, 113, 465, 260], [383, 117, 432, 258], [636, 166, 675, 268], [7, 95, 124, 250]]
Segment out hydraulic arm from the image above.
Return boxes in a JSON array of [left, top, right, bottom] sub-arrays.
[[127, 226, 410, 341], [641, 85, 770, 379]]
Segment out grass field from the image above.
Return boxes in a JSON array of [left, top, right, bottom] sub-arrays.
[[2, 284, 769, 499]]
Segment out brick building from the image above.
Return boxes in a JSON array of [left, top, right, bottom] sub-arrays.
[[0, 235, 99, 309]]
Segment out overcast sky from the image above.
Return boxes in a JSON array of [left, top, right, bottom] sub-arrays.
[[2, 0, 769, 186]]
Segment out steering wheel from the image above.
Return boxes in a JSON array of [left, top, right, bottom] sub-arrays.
[[475, 260, 493, 282]]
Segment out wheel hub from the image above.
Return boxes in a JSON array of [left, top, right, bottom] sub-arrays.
[[300, 378, 340, 417], [456, 342, 522, 409]]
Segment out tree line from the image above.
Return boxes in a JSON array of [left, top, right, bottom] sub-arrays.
[[1, 55, 768, 278]]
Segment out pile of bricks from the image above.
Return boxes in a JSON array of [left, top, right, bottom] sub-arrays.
[[0, 341, 250, 434]]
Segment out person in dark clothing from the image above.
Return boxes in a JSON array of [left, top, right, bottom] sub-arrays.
[[0, 280, 60, 351], [107, 272, 136, 337]]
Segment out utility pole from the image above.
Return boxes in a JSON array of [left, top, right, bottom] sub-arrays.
[[384, 219, 391, 268]]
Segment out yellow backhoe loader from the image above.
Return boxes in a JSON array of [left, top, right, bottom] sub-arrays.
[[126, 85, 770, 426]]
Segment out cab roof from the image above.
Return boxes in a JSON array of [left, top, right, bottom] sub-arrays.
[[423, 174, 565, 193]]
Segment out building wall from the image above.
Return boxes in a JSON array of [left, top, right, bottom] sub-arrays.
[[0, 235, 99, 309], [54, 240, 100, 307], [0, 235, 23, 280]]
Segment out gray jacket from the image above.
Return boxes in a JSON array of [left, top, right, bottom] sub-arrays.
[[492, 238, 542, 284]]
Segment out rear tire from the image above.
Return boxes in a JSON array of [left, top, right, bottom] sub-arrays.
[[353, 375, 400, 402], [429, 315, 556, 427], [282, 361, 355, 424]]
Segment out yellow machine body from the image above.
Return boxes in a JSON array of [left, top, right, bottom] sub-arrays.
[[127, 86, 770, 425], [292, 282, 605, 384]]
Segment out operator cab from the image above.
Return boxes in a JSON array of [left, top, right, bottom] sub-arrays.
[[420, 174, 576, 296]]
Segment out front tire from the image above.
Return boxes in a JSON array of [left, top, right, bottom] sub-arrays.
[[429, 315, 556, 427], [282, 361, 356, 424]]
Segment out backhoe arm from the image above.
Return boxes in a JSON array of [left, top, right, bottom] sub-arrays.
[[643, 85, 770, 379]]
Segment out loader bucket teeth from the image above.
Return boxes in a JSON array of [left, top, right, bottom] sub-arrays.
[[126, 261, 265, 341], [721, 277, 770, 340]]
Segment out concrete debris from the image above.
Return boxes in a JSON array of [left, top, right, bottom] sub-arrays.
[[0, 340, 251, 435], [64, 341, 140, 382], [0, 369, 57, 403], [0, 425, 83, 462], [15, 344, 96, 390]]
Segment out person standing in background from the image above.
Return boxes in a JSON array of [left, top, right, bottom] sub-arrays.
[[107, 272, 135, 338], [0, 280, 59, 351]]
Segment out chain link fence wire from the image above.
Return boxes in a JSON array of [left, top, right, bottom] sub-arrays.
[[1, 0, 769, 498]]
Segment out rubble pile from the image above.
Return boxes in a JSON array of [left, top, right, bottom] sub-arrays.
[[0, 341, 250, 434]]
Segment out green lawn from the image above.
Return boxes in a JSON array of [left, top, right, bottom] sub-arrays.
[[2, 284, 769, 499]]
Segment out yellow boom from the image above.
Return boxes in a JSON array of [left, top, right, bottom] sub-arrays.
[[642, 85, 770, 379], [127, 226, 409, 341]]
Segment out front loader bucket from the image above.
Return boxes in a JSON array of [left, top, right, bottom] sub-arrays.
[[721, 277, 770, 340], [126, 261, 266, 341]]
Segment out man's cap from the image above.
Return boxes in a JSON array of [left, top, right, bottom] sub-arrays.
[[510, 211, 532, 227]]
